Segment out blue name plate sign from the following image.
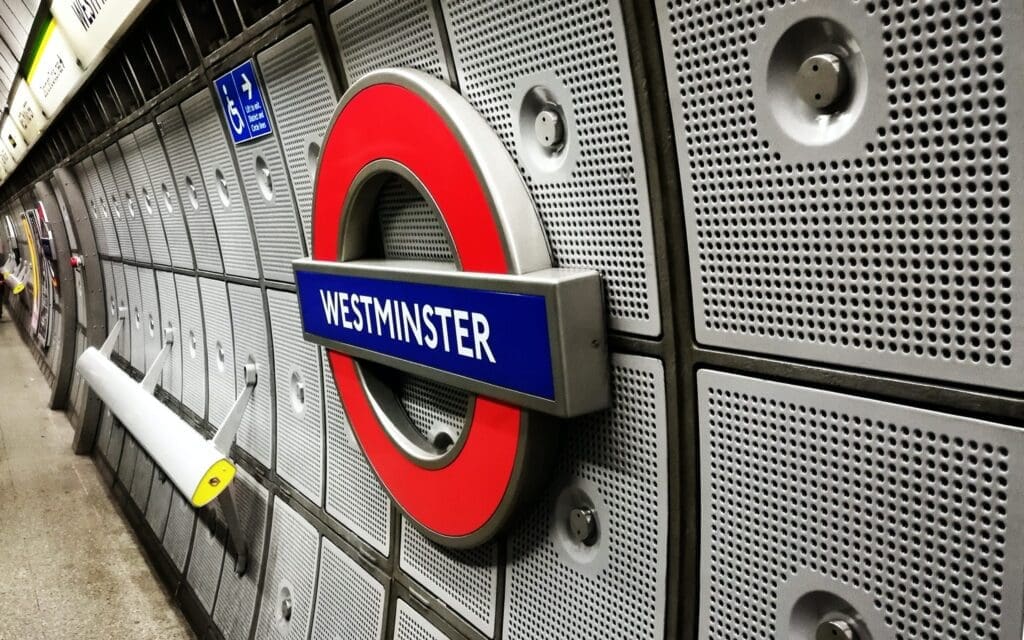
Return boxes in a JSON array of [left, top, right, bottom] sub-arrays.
[[214, 59, 273, 144], [293, 260, 608, 417]]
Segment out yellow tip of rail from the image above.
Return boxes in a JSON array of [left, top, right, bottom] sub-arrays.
[[11, 282, 24, 294], [191, 458, 237, 507]]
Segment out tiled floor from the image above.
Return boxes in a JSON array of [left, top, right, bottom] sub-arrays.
[[0, 317, 193, 640]]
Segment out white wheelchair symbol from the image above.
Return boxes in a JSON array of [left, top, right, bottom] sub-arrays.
[[222, 85, 245, 136]]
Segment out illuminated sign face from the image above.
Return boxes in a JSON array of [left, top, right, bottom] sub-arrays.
[[294, 69, 608, 547]]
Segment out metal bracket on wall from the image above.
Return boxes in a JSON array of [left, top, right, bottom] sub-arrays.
[[99, 306, 127, 358], [211, 361, 258, 577], [141, 328, 176, 393]]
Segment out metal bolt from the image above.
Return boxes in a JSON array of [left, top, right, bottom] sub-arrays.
[[534, 109, 565, 151], [796, 53, 848, 110], [568, 507, 598, 545], [279, 595, 292, 622], [209, 477, 221, 487], [816, 618, 858, 640]]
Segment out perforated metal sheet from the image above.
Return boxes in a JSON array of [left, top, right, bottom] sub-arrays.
[[111, 263, 131, 361], [331, 0, 452, 85], [257, 25, 338, 251], [376, 177, 453, 263], [504, 354, 667, 640], [104, 143, 152, 263], [188, 511, 226, 613], [145, 468, 173, 538], [268, 290, 323, 505], [117, 435, 139, 488], [212, 469, 269, 640], [100, 260, 119, 353], [119, 131, 171, 266], [658, 1, 1024, 390], [180, 90, 258, 278], [95, 408, 113, 461], [309, 537, 386, 640], [156, 106, 222, 273], [441, 0, 660, 336], [163, 489, 195, 572], [93, 151, 133, 259], [137, 268, 162, 369], [228, 284, 273, 466], [199, 278, 236, 426], [231, 103, 304, 283], [255, 500, 320, 640], [175, 274, 207, 419], [393, 599, 452, 640], [136, 122, 194, 269], [106, 419, 124, 470], [130, 450, 154, 511], [75, 159, 117, 257], [123, 264, 145, 371], [698, 370, 1024, 640], [154, 270, 182, 401], [399, 518, 497, 636], [323, 348, 392, 556]]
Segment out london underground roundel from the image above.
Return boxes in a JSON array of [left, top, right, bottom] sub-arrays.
[[294, 69, 609, 548]]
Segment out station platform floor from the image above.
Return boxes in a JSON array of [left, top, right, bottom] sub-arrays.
[[0, 317, 192, 639]]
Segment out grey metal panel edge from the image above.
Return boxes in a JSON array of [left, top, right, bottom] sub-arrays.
[[135, 122, 194, 269], [227, 283, 273, 467], [119, 131, 171, 266]]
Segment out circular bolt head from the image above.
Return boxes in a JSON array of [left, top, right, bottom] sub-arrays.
[[209, 477, 221, 487], [568, 507, 598, 546], [816, 618, 858, 640], [796, 53, 848, 110], [534, 109, 565, 151], [280, 596, 292, 621]]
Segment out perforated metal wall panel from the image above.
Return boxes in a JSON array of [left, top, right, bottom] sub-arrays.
[[199, 278, 236, 426], [137, 268, 162, 369], [123, 264, 146, 371], [658, 1, 1024, 390], [257, 25, 338, 250], [104, 144, 152, 263], [375, 178, 454, 263], [228, 284, 273, 466], [393, 599, 453, 640], [111, 263, 131, 361], [93, 151, 132, 259], [163, 489, 195, 572], [323, 348, 392, 556], [75, 159, 116, 257], [119, 132, 171, 266], [399, 519, 497, 636], [212, 469, 270, 640], [106, 419, 124, 470], [156, 106, 222, 273], [231, 79, 304, 283], [95, 408, 113, 461], [135, 122, 194, 269], [174, 274, 206, 419], [130, 450, 154, 511], [309, 537, 387, 640], [255, 501, 320, 640], [331, 0, 452, 85], [100, 261, 119, 352], [118, 435, 139, 488], [145, 469, 173, 538], [441, 0, 660, 337], [697, 370, 1024, 639], [188, 512, 226, 613], [154, 270, 182, 401], [504, 354, 667, 639], [180, 91, 259, 279], [268, 289, 323, 505]]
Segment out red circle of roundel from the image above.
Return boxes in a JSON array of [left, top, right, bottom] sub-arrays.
[[313, 81, 525, 541]]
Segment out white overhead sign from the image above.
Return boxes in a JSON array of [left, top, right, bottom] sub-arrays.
[[10, 79, 46, 144], [51, 0, 152, 67], [27, 21, 85, 118]]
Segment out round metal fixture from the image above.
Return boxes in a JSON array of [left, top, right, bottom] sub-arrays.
[[534, 109, 565, 151], [796, 53, 847, 110], [568, 506, 598, 545], [816, 617, 858, 640]]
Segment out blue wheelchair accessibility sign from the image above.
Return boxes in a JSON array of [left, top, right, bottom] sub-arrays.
[[214, 60, 273, 144]]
